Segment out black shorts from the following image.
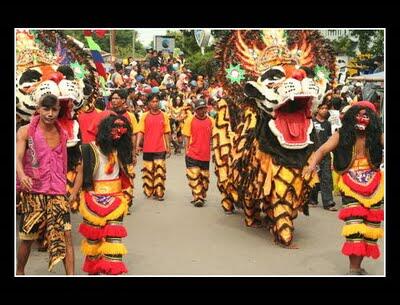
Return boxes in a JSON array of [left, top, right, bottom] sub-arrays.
[[185, 156, 210, 170], [143, 152, 167, 161]]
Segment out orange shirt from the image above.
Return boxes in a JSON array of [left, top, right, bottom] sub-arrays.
[[137, 111, 171, 153], [182, 115, 214, 161], [122, 111, 139, 134]]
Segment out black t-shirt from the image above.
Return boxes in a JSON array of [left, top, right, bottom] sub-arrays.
[[312, 117, 332, 148]]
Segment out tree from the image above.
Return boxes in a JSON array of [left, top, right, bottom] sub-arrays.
[[63, 30, 110, 52], [165, 30, 202, 56], [371, 30, 384, 58], [186, 50, 218, 78], [331, 36, 357, 57], [350, 30, 384, 57]]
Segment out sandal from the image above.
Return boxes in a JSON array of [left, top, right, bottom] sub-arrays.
[[324, 206, 338, 211]]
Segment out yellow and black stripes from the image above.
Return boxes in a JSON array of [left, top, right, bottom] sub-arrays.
[[186, 167, 210, 202], [141, 158, 166, 198], [18, 192, 71, 271], [153, 159, 166, 198], [142, 161, 154, 197], [212, 100, 320, 246], [212, 99, 235, 212]]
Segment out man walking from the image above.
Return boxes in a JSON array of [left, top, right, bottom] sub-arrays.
[[136, 94, 171, 201], [182, 99, 214, 207]]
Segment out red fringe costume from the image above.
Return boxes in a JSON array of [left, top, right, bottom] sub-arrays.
[[337, 158, 384, 259]]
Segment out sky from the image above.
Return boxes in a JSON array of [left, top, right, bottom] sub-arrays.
[[134, 29, 167, 47]]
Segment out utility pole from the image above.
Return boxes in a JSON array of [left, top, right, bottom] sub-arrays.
[[110, 30, 116, 64]]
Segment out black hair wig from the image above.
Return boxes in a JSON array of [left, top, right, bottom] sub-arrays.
[[95, 115, 133, 165], [339, 105, 383, 166]]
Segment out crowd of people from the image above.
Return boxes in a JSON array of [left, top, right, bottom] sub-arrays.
[[16, 43, 384, 276], [96, 50, 221, 155]]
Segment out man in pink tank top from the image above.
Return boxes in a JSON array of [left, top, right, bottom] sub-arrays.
[[16, 94, 75, 275]]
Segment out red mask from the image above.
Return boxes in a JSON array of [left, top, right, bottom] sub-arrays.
[[355, 113, 370, 130], [110, 119, 128, 140]]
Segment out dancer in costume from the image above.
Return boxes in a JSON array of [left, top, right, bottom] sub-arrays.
[[182, 99, 215, 207], [16, 94, 75, 275], [136, 94, 171, 201], [305, 101, 384, 275], [109, 89, 138, 214], [78, 114, 134, 275], [212, 30, 336, 248]]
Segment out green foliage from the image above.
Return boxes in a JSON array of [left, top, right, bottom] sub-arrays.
[[166, 30, 203, 56], [350, 30, 384, 57], [371, 30, 384, 58], [351, 30, 374, 54], [331, 36, 357, 57], [186, 50, 218, 78], [63, 30, 110, 52]]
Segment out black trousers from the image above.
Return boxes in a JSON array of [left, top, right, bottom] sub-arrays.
[[309, 156, 334, 207]]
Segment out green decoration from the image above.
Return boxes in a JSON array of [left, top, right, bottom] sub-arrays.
[[71, 61, 86, 79], [314, 65, 330, 81], [225, 64, 245, 84]]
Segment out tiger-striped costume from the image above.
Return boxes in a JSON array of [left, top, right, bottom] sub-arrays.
[[213, 30, 336, 246]]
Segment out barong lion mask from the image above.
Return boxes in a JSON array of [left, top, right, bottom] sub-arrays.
[[16, 30, 99, 123], [218, 30, 336, 150]]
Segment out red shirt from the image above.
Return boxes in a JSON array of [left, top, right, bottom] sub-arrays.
[[182, 115, 214, 161], [138, 111, 170, 153], [79, 110, 114, 144]]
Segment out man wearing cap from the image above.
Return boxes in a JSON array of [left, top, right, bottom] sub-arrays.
[[182, 99, 215, 207], [304, 101, 384, 275]]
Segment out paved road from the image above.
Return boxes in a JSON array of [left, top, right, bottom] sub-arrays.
[[16, 153, 384, 276]]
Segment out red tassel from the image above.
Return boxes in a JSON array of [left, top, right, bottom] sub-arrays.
[[338, 206, 368, 220], [83, 256, 102, 274], [79, 223, 104, 240], [342, 241, 367, 257], [366, 209, 384, 222], [366, 243, 381, 259], [342, 172, 381, 196], [103, 224, 127, 238], [98, 258, 128, 275]]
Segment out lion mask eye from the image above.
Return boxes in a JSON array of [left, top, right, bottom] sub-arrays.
[[260, 68, 286, 83]]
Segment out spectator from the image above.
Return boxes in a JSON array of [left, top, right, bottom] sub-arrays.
[[309, 102, 337, 211]]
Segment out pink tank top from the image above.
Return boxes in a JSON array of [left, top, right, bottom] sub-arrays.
[[17, 123, 67, 195]]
